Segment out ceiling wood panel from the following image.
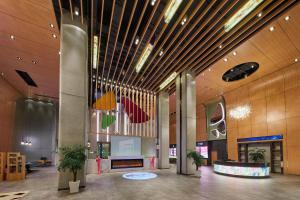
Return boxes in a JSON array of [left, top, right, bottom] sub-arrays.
[[196, 3, 300, 105], [0, 0, 60, 99]]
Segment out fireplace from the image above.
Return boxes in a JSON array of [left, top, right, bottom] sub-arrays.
[[111, 159, 144, 169]]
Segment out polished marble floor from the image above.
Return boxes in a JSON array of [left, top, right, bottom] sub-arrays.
[[1, 166, 300, 200]]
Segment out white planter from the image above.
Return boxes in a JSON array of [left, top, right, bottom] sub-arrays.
[[69, 180, 80, 193], [195, 170, 201, 177]]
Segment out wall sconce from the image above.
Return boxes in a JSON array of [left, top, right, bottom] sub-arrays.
[[21, 138, 32, 146]]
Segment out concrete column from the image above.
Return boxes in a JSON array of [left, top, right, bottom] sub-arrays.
[[58, 13, 88, 189], [157, 92, 169, 169], [176, 70, 196, 175]]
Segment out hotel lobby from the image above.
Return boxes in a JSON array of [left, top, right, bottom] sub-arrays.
[[0, 0, 300, 199]]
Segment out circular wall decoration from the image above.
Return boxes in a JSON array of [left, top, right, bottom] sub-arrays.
[[122, 172, 157, 180], [222, 62, 259, 82]]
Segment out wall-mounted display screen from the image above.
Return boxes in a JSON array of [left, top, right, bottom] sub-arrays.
[[111, 136, 141, 156]]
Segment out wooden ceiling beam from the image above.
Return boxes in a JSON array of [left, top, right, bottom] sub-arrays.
[[161, 0, 295, 93], [95, 0, 104, 101], [121, 0, 160, 85], [101, 0, 116, 81], [111, 1, 138, 81], [69, 0, 73, 20], [150, 0, 273, 91], [148, 0, 242, 90], [116, 0, 150, 83], [138, 0, 212, 88], [106, 0, 127, 82], [193, 0, 296, 74], [134, 1, 195, 87]]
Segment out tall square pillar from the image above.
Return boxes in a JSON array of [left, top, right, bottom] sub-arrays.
[[158, 92, 169, 169], [176, 70, 196, 175]]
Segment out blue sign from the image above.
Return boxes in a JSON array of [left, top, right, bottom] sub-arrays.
[[237, 135, 283, 143]]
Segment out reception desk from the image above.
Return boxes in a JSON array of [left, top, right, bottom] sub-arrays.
[[214, 161, 270, 178]]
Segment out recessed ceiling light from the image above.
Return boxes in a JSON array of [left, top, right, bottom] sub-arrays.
[[159, 50, 164, 56], [219, 45, 222, 49], [58, 51, 61, 55], [269, 26, 275, 32], [74, 7, 80, 16], [10, 35, 15, 40], [135, 37, 140, 45], [52, 33, 57, 38], [1, 72, 4, 76], [295, 58, 298, 63], [224, 58, 228, 62], [233, 51, 237, 56], [208, 68, 211, 72], [32, 60, 38, 64], [284, 16, 290, 21], [16, 56, 22, 60], [257, 12, 262, 17], [150, 0, 156, 6], [50, 23, 54, 28], [181, 17, 187, 25]]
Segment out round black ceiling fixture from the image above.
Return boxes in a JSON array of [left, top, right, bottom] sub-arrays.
[[222, 62, 259, 82]]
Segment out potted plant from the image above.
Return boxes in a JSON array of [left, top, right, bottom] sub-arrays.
[[248, 148, 266, 163], [58, 145, 86, 193], [187, 151, 205, 177]]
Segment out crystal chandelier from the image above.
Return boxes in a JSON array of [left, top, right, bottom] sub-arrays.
[[229, 105, 251, 119]]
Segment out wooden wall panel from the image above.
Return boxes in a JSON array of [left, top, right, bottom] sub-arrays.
[[0, 78, 21, 152], [224, 62, 300, 175]]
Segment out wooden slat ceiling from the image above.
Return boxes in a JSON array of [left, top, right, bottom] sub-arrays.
[[195, 2, 300, 105], [54, 0, 298, 97], [0, 0, 60, 99]]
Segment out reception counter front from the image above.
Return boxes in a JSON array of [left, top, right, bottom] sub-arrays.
[[214, 161, 270, 178]]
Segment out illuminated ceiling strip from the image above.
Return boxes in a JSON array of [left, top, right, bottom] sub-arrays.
[[111, 1, 138, 81], [93, 36, 98, 69], [123, 0, 161, 84], [143, 1, 215, 89], [116, 0, 149, 83], [135, 44, 153, 73], [134, 1, 193, 87], [224, 0, 263, 32], [164, 0, 183, 23], [148, 1, 233, 91], [159, 72, 177, 90]]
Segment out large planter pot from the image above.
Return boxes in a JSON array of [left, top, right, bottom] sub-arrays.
[[69, 180, 80, 193], [195, 170, 201, 177]]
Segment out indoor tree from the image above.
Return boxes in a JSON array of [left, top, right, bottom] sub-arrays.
[[187, 151, 205, 171], [248, 148, 266, 163], [58, 145, 86, 182]]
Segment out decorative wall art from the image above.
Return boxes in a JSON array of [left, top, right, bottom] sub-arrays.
[[206, 98, 227, 141], [91, 82, 156, 138]]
